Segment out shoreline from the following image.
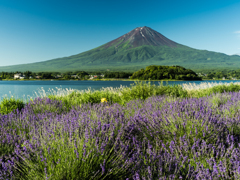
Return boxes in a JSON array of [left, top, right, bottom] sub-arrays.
[[1, 77, 238, 81], [0, 78, 202, 81]]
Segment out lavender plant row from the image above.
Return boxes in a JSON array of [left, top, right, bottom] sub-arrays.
[[1, 92, 240, 179]]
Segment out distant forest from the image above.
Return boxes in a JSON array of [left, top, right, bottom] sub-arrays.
[[131, 65, 202, 80], [202, 69, 240, 80], [0, 71, 133, 80], [3, 66, 240, 80]]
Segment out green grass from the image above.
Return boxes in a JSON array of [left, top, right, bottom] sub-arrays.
[[2, 81, 240, 114], [0, 96, 25, 115], [186, 82, 240, 97], [46, 81, 188, 111], [47, 81, 240, 111]]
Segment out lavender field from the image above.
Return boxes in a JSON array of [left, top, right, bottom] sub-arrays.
[[2, 82, 240, 179]]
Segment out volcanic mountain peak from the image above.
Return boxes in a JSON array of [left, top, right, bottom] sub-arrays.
[[104, 26, 178, 49]]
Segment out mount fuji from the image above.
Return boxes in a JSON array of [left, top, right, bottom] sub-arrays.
[[0, 26, 240, 72]]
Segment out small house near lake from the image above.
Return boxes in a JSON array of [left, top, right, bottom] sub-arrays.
[[71, 75, 79, 79], [14, 73, 25, 79], [89, 74, 104, 79], [55, 75, 62, 79]]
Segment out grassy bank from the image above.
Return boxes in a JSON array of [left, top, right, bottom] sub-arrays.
[[2, 81, 240, 179], [47, 81, 240, 111], [1, 81, 240, 114]]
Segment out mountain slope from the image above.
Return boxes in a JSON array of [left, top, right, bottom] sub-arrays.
[[0, 26, 240, 72]]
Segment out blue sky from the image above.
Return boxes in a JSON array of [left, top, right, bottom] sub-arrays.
[[0, 0, 240, 66]]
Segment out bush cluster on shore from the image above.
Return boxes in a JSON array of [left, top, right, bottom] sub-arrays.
[[131, 65, 201, 80], [2, 82, 240, 179]]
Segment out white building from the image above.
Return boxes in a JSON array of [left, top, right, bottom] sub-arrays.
[[71, 75, 79, 79], [14, 73, 25, 79], [89, 74, 104, 79]]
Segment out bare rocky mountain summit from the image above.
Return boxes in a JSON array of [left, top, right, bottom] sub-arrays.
[[104, 26, 178, 49]]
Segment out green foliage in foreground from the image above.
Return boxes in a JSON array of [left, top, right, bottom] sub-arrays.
[[47, 81, 240, 112], [47, 81, 188, 111], [187, 82, 240, 98], [0, 97, 25, 115], [2, 81, 240, 115]]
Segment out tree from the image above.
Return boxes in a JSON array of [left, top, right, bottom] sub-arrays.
[[77, 71, 89, 79], [215, 72, 223, 79], [207, 73, 215, 79], [64, 74, 71, 80], [24, 71, 32, 79], [42, 72, 53, 79]]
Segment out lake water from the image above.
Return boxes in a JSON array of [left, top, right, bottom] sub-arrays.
[[0, 80, 240, 102]]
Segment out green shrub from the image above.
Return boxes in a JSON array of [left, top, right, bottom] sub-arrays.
[[0, 97, 25, 115], [187, 83, 240, 98]]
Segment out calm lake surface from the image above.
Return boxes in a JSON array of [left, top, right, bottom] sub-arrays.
[[0, 80, 239, 102]]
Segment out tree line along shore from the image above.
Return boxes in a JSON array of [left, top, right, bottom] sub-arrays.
[[1, 65, 240, 81], [0, 65, 201, 81]]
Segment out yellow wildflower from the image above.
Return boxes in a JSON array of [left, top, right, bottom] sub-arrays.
[[101, 98, 107, 103]]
